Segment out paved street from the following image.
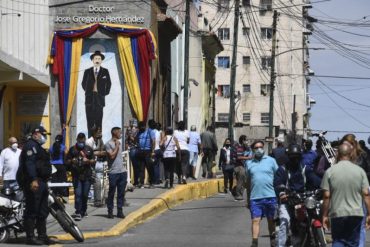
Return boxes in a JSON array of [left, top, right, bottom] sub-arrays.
[[79, 193, 273, 247], [4, 191, 370, 246]]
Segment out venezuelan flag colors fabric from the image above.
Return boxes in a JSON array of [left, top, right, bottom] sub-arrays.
[[48, 23, 157, 134]]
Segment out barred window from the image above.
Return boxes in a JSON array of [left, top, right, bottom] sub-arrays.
[[261, 113, 270, 124], [243, 113, 251, 122], [243, 84, 251, 93], [218, 113, 230, 122]]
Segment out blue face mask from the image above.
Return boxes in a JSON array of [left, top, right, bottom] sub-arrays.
[[77, 142, 85, 150], [254, 148, 265, 158]]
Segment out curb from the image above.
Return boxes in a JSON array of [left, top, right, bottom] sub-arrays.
[[53, 179, 223, 241]]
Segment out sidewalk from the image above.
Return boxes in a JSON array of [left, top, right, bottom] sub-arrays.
[[48, 178, 223, 242]]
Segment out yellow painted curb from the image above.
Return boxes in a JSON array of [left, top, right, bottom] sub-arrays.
[[53, 179, 223, 241]]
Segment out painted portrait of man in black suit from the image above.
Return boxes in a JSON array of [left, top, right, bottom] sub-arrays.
[[82, 51, 112, 137]]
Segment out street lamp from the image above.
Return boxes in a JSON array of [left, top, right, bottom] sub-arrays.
[[267, 47, 324, 153]]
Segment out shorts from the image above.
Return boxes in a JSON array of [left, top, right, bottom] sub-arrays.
[[250, 197, 277, 219], [189, 151, 198, 167]]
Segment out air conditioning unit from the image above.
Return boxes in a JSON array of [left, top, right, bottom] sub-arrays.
[[259, 6, 268, 11]]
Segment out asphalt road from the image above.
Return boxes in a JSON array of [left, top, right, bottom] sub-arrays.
[[81, 192, 273, 247]]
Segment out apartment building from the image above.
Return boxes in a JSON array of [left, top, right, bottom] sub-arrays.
[[200, 0, 315, 144]]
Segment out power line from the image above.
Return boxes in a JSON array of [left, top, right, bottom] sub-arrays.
[[315, 81, 370, 129], [315, 77, 370, 108], [280, 74, 370, 80]]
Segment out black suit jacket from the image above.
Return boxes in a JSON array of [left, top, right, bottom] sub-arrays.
[[82, 67, 112, 107]]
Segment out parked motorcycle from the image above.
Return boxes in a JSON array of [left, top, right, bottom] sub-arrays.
[[0, 183, 84, 243], [288, 189, 327, 247]]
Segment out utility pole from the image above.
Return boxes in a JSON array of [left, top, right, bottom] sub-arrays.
[[183, 0, 190, 128], [292, 94, 297, 142], [228, 0, 240, 141], [268, 10, 278, 154]]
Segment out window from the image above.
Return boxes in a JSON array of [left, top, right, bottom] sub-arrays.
[[218, 28, 230, 40], [218, 0, 229, 11], [242, 0, 251, 6], [243, 113, 251, 122], [218, 113, 230, 122], [243, 84, 251, 93], [261, 113, 270, 124], [243, 56, 251, 65], [217, 85, 230, 98], [260, 0, 272, 11], [261, 28, 273, 39], [242, 27, 250, 36], [260, 84, 270, 96], [261, 56, 272, 70], [218, 56, 230, 68]]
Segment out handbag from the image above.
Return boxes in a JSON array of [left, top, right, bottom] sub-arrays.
[[161, 136, 173, 152]]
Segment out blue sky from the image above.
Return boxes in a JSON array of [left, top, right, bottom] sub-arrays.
[[309, 0, 370, 142]]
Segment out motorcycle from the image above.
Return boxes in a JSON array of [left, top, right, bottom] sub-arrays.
[[0, 183, 84, 243], [287, 189, 327, 247]]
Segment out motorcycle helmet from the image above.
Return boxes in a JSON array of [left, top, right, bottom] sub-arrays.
[[286, 144, 302, 157]]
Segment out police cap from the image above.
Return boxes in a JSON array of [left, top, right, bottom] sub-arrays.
[[32, 126, 50, 135]]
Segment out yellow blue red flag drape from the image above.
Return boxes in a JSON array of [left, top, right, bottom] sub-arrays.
[[48, 23, 157, 144]]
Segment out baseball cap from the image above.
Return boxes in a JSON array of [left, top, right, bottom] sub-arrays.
[[32, 126, 50, 135]]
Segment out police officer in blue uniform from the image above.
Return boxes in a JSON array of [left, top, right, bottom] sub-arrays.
[[18, 126, 54, 245]]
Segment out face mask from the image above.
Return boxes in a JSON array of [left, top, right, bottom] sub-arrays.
[[225, 144, 231, 148], [11, 143, 18, 150], [254, 148, 265, 158], [39, 135, 47, 145], [77, 142, 85, 150]]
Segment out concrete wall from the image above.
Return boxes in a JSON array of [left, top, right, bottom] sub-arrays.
[[0, 0, 50, 84]]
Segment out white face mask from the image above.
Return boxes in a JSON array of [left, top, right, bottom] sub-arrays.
[[11, 143, 18, 150], [39, 135, 47, 145]]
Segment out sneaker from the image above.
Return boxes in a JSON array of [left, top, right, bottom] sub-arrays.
[[137, 184, 144, 189], [234, 196, 244, 201], [73, 214, 82, 221], [191, 176, 197, 180], [182, 177, 187, 184], [82, 212, 88, 218]]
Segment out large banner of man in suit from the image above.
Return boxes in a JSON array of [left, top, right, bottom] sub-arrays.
[[77, 39, 124, 143]]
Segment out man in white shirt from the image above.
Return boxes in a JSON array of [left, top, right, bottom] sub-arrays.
[[0, 137, 21, 189], [86, 127, 106, 207]]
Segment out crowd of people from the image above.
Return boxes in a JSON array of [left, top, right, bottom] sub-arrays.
[[2, 123, 370, 246], [219, 133, 370, 247], [0, 119, 220, 244]]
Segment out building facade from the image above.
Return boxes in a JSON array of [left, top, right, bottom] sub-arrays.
[[200, 0, 314, 145], [0, 0, 169, 147], [0, 0, 224, 148]]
